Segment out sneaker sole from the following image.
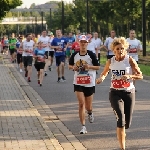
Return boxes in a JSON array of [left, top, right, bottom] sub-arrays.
[[80, 131, 87, 134]]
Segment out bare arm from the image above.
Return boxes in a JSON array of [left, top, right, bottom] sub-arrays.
[[96, 59, 111, 84], [129, 57, 143, 80]]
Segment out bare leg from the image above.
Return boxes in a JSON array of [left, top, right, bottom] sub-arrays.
[[75, 92, 86, 125], [117, 127, 126, 150]]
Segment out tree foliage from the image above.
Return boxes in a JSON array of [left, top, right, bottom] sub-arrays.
[[0, 0, 22, 20], [45, 0, 150, 39]]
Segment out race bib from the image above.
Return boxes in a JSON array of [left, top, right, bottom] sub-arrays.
[[18, 50, 23, 54], [129, 48, 137, 53], [25, 49, 33, 53], [68, 43, 72, 48], [76, 74, 92, 85], [112, 79, 130, 88], [37, 56, 45, 62]]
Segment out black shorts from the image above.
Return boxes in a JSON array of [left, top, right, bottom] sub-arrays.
[[45, 51, 54, 58], [107, 55, 114, 59], [22, 56, 33, 67], [55, 55, 65, 66], [74, 84, 95, 97], [109, 88, 135, 129], [17, 53, 23, 64], [34, 62, 45, 71], [9, 48, 17, 55]]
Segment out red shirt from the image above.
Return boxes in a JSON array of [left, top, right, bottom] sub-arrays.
[[72, 42, 80, 52]]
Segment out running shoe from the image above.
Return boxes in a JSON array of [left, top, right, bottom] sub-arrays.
[[80, 126, 87, 134], [57, 77, 61, 83], [40, 84, 42, 87], [49, 66, 51, 71], [25, 71, 28, 77], [88, 113, 94, 123], [62, 76, 66, 82], [28, 77, 31, 82], [44, 72, 47, 76]]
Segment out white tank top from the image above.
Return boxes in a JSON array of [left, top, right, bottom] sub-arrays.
[[22, 40, 34, 56], [109, 55, 135, 92]]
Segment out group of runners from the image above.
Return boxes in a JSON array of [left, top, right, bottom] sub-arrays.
[[0, 29, 143, 150]]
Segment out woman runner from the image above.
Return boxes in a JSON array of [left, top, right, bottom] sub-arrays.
[[34, 42, 46, 86], [96, 37, 143, 150]]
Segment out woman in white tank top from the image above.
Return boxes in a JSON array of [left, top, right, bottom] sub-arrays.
[[96, 37, 143, 150]]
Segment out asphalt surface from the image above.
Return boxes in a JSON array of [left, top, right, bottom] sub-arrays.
[[17, 61, 150, 150]]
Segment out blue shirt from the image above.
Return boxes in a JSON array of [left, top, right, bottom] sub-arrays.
[[34, 48, 46, 62], [16, 41, 21, 48], [51, 37, 67, 56], [66, 37, 75, 51]]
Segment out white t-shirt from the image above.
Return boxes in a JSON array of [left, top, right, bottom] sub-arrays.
[[38, 36, 50, 51], [69, 50, 99, 87], [126, 38, 142, 61], [104, 37, 116, 55], [87, 41, 97, 54], [22, 40, 35, 56], [91, 38, 103, 53]]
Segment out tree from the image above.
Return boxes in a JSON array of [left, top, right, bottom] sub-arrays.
[[0, 0, 22, 20]]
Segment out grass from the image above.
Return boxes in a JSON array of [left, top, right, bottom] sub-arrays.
[[100, 55, 150, 76], [139, 64, 150, 76]]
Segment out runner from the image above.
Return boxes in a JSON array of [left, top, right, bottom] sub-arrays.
[[20, 33, 35, 82], [51, 29, 67, 82], [38, 30, 50, 76], [66, 32, 75, 63], [91, 32, 103, 63], [71, 35, 80, 53], [34, 41, 46, 86], [104, 30, 116, 59], [96, 37, 143, 150], [126, 29, 142, 92], [87, 34, 98, 58], [48, 32, 54, 71], [9, 33, 17, 63], [2, 36, 9, 55], [16, 36, 23, 72], [32, 33, 38, 43], [69, 35, 100, 134]]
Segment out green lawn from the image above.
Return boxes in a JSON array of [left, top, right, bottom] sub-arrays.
[[139, 64, 150, 76], [100, 56, 150, 76]]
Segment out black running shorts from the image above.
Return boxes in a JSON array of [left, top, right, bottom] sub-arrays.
[[22, 56, 33, 67], [74, 84, 95, 97], [34, 62, 45, 71]]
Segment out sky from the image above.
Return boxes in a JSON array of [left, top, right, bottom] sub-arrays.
[[19, 0, 72, 8]]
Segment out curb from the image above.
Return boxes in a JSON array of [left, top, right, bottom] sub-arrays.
[[4, 58, 87, 150]]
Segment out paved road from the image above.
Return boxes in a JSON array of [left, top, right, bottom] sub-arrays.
[[18, 63, 150, 150]]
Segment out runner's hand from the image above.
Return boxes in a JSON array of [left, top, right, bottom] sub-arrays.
[[96, 78, 103, 84], [121, 75, 131, 80], [73, 66, 79, 71], [83, 64, 89, 70]]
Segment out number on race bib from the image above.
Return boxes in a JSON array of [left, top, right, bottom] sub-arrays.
[[76, 75, 91, 84], [112, 79, 130, 88]]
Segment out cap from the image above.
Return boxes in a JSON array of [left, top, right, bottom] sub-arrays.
[[79, 35, 89, 42]]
